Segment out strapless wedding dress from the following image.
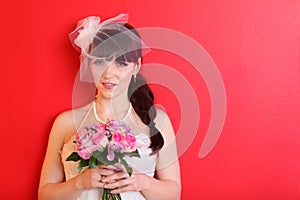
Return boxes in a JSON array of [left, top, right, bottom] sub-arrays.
[[61, 133, 157, 200]]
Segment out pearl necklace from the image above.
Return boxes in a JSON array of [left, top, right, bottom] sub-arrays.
[[92, 101, 132, 124]]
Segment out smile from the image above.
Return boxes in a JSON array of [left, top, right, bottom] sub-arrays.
[[102, 82, 117, 89]]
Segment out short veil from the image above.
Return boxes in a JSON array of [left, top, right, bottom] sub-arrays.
[[69, 13, 150, 83]]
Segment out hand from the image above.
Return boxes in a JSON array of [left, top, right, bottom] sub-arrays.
[[76, 165, 116, 190], [102, 171, 151, 194]]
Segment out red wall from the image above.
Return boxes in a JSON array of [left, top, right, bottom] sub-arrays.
[[1, 0, 299, 199]]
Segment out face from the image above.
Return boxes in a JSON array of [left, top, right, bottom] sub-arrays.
[[90, 58, 140, 100]]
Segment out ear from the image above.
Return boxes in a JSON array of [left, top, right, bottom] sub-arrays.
[[133, 58, 141, 75]]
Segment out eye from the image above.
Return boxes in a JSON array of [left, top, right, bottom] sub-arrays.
[[116, 61, 128, 67], [92, 59, 105, 65]]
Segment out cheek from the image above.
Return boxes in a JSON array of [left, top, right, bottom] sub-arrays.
[[119, 70, 134, 83], [121, 64, 136, 78], [91, 66, 105, 82], [121, 70, 133, 78]]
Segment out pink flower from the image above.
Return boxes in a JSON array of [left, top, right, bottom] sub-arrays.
[[75, 125, 105, 159], [112, 132, 123, 143], [92, 132, 104, 145], [78, 144, 99, 160], [107, 143, 115, 161], [124, 134, 136, 151], [75, 128, 94, 150], [67, 120, 140, 181], [92, 124, 105, 145], [96, 123, 106, 130]]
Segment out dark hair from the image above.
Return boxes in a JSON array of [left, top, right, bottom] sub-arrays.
[[90, 23, 164, 153]]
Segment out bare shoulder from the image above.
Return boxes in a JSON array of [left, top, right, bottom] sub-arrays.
[[154, 107, 175, 142], [51, 103, 92, 143], [154, 107, 171, 128], [55, 103, 91, 125], [54, 110, 74, 127], [155, 107, 169, 118], [154, 107, 179, 170]]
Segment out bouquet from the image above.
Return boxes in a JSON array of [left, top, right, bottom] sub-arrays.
[[66, 120, 140, 200]]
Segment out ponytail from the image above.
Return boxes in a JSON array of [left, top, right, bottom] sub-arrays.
[[128, 73, 164, 153]]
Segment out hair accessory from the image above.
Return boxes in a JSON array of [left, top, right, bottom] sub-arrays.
[[70, 14, 129, 52], [148, 121, 156, 128], [69, 13, 151, 83]]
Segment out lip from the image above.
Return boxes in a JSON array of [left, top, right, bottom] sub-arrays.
[[101, 82, 117, 89]]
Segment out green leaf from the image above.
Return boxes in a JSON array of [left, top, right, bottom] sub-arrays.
[[89, 156, 97, 168], [66, 152, 81, 161], [92, 147, 118, 166], [125, 150, 140, 158], [77, 159, 89, 172], [116, 194, 121, 200], [102, 188, 121, 200], [119, 157, 133, 176]]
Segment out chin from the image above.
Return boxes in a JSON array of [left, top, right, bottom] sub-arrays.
[[99, 92, 114, 99]]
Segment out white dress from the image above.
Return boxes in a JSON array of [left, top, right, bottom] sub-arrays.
[[61, 132, 157, 200]]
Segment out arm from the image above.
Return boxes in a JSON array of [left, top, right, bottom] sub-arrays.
[[38, 111, 111, 200], [141, 109, 181, 200], [38, 111, 81, 200], [103, 109, 181, 200]]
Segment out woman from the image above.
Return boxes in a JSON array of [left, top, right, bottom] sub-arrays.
[[38, 13, 181, 200]]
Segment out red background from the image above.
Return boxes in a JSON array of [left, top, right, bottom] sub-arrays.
[[1, 0, 299, 199]]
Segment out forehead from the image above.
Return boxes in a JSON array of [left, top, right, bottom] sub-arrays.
[[89, 57, 137, 65], [88, 29, 141, 62]]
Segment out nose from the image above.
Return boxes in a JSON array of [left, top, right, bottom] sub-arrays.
[[102, 61, 118, 76]]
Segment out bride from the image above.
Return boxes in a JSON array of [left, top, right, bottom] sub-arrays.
[[38, 13, 181, 200]]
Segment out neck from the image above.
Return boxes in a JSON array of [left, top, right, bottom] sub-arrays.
[[94, 98, 131, 122]]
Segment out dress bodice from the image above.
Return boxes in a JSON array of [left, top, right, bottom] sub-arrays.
[[60, 132, 157, 200]]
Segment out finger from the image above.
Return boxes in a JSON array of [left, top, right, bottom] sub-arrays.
[[94, 180, 106, 188], [97, 165, 122, 173], [110, 184, 134, 194], [100, 163, 126, 172], [104, 177, 133, 189], [113, 163, 126, 171], [97, 173, 105, 183], [89, 168, 114, 185], [96, 168, 116, 176], [102, 171, 129, 183], [88, 173, 106, 188], [97, 165, 116, 171], [97, 164, 115, 169]]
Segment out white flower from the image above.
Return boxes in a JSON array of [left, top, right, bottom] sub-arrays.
[[74, 16, 101, 50], [71, 14, 129, 53]]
